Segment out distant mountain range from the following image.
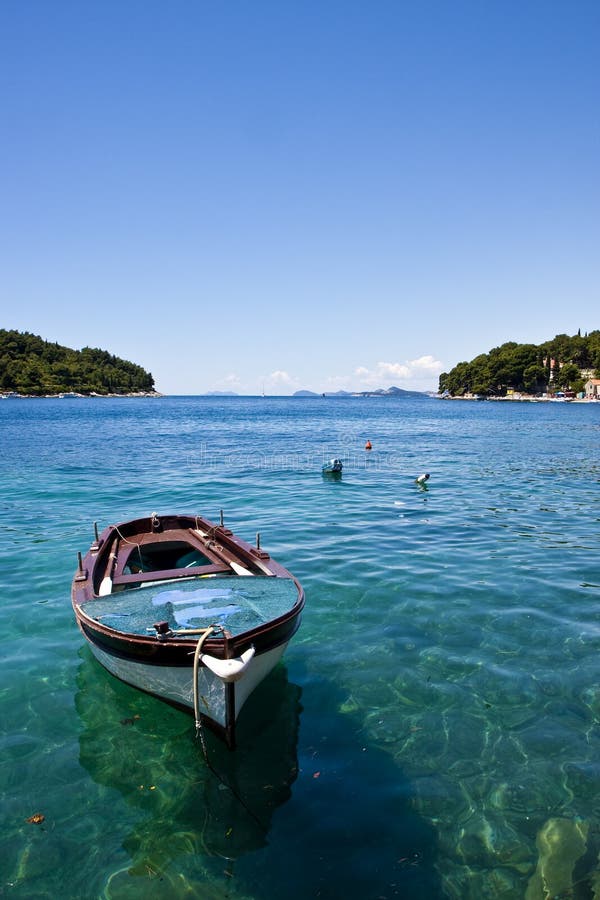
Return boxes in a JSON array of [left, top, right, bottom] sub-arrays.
[[293, 386, 430, 398], [204, 386, 430, 398]]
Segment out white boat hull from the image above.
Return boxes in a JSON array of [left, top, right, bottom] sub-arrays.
[[89, 641, 288, 727]]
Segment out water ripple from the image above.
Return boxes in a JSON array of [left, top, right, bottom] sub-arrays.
[[1, 396, 599, 898]]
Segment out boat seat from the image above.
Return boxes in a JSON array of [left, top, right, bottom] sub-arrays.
[[112, 563, 231, 587]]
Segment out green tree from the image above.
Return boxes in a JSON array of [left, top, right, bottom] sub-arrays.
[[523, 364, 547, 394], [0, 329, 155, 395], [556, 363, 580, 390], [440, 331, 595, 397]]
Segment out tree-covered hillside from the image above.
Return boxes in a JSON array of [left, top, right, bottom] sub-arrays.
[[439, 331, 600, 397], [0, 330, 155, 395]]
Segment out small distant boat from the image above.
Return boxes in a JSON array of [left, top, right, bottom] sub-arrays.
[[322, 458, 343, 474], [72, 513, 304, 748]]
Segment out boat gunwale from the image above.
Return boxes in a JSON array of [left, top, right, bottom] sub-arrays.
[[72, 513, 305, 659]]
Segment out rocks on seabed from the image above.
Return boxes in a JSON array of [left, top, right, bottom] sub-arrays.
[[525, 816, 597, 899]]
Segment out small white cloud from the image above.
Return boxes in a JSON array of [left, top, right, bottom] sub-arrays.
[[375, 362, 411, 380], [264, 370, 301, 389], [211, 373, 243, 390], [409, 355, 444, 375], [268, 370, 292, 385], [337, 356, 445, 390]]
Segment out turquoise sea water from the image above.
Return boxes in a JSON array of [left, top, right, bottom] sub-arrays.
[[1, 396, 599, 899]]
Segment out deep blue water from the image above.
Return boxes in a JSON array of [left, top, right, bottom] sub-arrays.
[[1, 396, 599, 899]]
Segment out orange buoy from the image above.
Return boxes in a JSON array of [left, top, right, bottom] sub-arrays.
[[365, 440, 372, 450]]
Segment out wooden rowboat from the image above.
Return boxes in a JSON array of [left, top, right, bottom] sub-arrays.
[[72, 513, 304, 748]]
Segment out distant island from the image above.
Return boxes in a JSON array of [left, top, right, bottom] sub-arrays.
[[293, 386, 429, 398], [440, 331, 600, 398], [202, 387, 430, 398], [0, 329, 156, 396]]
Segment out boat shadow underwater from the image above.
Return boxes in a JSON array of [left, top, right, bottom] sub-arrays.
[[75, 647, 302, 869], [75, 648, 443, 899]]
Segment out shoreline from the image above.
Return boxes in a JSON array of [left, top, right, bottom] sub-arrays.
[[0, 391, 163, 399], [2, 391, 598, 403], [439, 394, 598, 403]]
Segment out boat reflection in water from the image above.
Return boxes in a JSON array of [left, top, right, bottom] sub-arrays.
[[75, 648, 302, 882]]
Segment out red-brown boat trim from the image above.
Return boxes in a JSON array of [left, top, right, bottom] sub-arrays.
[[71, 513, 304, 748], [75, 610, 303, 666]]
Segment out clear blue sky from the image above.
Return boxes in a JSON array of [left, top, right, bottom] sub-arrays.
[[1, 1, 598, 394]]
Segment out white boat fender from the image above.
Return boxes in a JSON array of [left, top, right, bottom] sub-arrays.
[[201, 646, 256, 682], [416, 473, 430, 484]]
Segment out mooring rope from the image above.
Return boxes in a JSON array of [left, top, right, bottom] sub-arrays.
[[190, 626, 268, 834], [110, 524, 144, 568], [194, 516, 224, 544], [192, 626, 219, 744]]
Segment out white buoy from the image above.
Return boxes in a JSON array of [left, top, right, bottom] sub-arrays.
[[416, 473, 430, 484]]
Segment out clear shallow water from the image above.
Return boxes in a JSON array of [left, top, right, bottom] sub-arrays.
[[1, 396, 599, 899]]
